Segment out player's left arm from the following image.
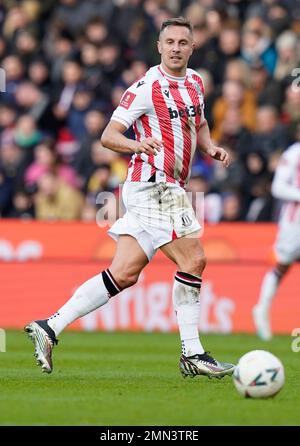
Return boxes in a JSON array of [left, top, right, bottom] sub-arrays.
[[197, 119, 230, 167]]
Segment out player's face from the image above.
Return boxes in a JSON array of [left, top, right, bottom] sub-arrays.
[[158, 25, 194, 76]]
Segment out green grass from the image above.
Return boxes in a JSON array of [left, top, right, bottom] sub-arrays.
[[0, 330, 299, 426]]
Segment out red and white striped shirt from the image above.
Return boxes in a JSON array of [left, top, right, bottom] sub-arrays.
[[271, 142, 300, 225], [111, 65, 205, 188]]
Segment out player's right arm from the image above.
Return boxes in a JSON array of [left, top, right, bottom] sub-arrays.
[[101, 78, 162, 157], [271, 150, 300, 202], [101, 120, 162, 157]]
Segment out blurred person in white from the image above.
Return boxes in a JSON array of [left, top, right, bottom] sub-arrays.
[[253, 122, 300, 340], [274, 30, 299, 82]]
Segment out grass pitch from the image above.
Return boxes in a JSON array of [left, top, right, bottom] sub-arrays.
[[0, 330, 299, 426]]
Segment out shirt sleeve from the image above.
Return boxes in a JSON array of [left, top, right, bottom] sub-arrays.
[[191, 71, 206, 122], [271, 151, 300, 202], [111, 82, 150, 129]]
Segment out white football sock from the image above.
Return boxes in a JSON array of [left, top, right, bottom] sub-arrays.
[[257, 270, 280, 313], [173, 272, 205, 356], [47, 270, 120, 336]]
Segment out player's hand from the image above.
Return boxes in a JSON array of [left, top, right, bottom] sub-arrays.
[[206, 145, 230, 167], [134, 137, 162, 156]]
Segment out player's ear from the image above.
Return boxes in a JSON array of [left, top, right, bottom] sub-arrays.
[[157, 40, 162, 54], [190, 41, 195, 55]]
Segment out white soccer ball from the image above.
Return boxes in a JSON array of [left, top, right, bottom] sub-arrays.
[[233, 350, 285, 399]]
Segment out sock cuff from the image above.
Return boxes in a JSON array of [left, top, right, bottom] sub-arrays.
[[175, 271, 202, 289], [102, 269, 122, 297], [272, 268, 284, 280]]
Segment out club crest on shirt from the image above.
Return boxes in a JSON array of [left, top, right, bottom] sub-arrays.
[[120, 91, 136, 109], [181, 212, 192, 227]]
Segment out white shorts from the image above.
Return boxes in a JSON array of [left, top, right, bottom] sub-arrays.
[[274, 223, 300, 264], [108, 182, 201, 260]]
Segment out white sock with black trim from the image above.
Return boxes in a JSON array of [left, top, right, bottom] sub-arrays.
[[173, 271, 205, 356], [47, 269, 121, 337]]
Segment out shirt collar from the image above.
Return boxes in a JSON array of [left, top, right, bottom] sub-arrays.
[[158, 65, 186, 82]]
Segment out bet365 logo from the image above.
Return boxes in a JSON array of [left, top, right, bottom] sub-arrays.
[[0, 329, 6, 352], [291, 328, 300, 353], [168, 104, 202, 119]]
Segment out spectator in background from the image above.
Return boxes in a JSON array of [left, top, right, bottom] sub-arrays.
[[248, 60, 283, 110], [194, 68, 216, 129], [55, 127, 80, 165], [13, 114, 43, 163], [15, 81, 60, 137], [251, 105, 288, 156], [28, 59, 51, 95], [221, 191, 242, 222], [217, 106, 253, 155], [73, 109, 107, 183], [84, 17, 109, 45], [53, 59, 84, 122], [212, 79, 257, 141], [214, 23, 242, 84], [98, 39, 125, 89], [83, 142, 127, 194], [67, 85, 95, 140], [14, 29, 41, 65], [187, 173, 223, 224], [80, 41, 111, 102], [281, 84, 300, 129], [240, 150, 271, 218], [51, 1, 114, 37], [2, 54, 25, 101], [45, 30, 76, 84], [224, 58, 251, 87], [241, 17, 277, 75], [212, 144, 245, 193], [86, 162, 113, 200], [34, 171, 84, 220], [0, 104, 18, 144], [24, 138, 80, 190], [9, 188, 35, 219], [0, 142, 26, 191], [274, 30, 299, 84], [80, 196, 97, 222]]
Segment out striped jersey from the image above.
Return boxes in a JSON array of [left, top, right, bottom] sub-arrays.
[[111, 64, 205, 187], [272, 142, 300, 225]]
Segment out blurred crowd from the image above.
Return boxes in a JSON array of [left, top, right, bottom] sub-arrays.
[[0, 0, 300, 222]]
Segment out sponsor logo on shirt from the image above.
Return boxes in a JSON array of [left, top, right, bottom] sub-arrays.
[[168, 104, 202, 119], [120, 91, 136, 109]]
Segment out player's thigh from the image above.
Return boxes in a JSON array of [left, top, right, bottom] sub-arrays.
[[109, 235, 149, 287], [160, 233, 206, 276]]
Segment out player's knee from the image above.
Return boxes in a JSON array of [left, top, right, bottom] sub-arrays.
[[114, 271, 139, 289], [181, 253, 207, 277]]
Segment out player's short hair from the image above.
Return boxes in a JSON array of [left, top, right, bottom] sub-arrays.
[[159, 17, 193, 37]]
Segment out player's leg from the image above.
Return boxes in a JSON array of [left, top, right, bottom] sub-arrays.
[[160, 234, 235, 379], [25, 235, 148, 373], [253, 263, 290, 340]]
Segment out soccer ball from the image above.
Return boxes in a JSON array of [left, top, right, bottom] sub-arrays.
[[233, 350, 285, 399]]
